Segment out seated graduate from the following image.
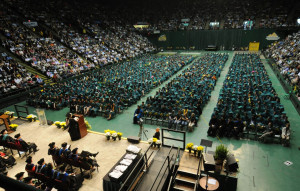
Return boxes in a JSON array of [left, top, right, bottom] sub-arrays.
[[23, 177, 42, 189], [48, 142, 59, 156], [15, 172, 25, 182], [35, 158, 46, 173], [133, 105, 143, 124], [41, 163, 55, 178], [0, 129, 15, 143], [58, 142, 71, 157], [25, 156, 36, 172], [188, 113, 197, 130], [281, 123, 290, 146], [14, 133, 39, 153], [69, 148, 99, 168], [55, 164, 84, 190]]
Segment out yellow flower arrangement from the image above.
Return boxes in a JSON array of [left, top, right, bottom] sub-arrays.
[[9, 124, 18, 131], [110, 130, 116, 134], [186, 143, 194, 149], [54, 121, 61, 125], [197, 146, 204, 151], [153, 138, 158, 143], [60, 122, 66, 127], [85, 120, 92, 129], [117, 132, 123, 137], [26, 115, 33, 119], [104, 129, 111, 133]]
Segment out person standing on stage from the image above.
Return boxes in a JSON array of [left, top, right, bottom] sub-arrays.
[[67, 113, 81, 141]]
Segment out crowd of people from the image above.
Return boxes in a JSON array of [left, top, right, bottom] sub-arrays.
[[143, 53, 228, 131], [0, 52, 43, 98], [207, 54, 290, 145], [27, 55, 194, 119], [265, 31, 300, 100]]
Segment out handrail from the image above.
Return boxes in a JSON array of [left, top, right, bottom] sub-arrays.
[[126, 150, 155, 191], [156, 154, 174, 191], [167, 147, 181, 191], [118, 143, 153, 191], [194, 152, 203, 191], [149, 146, 173, 191]]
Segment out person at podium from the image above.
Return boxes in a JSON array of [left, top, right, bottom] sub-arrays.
[[67, 113, 81, 141]]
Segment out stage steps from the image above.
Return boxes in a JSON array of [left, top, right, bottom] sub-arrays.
[[171, 152, 202, 191]]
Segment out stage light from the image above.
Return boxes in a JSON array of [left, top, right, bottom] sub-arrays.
[[297, 18, 300, 25]]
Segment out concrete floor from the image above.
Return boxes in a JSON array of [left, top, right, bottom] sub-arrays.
[[2, 51, 300, 191]]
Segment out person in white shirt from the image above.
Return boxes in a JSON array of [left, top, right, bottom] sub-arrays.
[[281, 123, 290, 146]]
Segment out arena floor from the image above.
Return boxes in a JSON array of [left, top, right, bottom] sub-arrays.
[[3, 51, 300, 191]]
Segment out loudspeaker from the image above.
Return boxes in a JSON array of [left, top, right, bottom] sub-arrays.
[[226, 154, 239, 172], [127, 136, 141, 144], [47, 120, 53, 125]]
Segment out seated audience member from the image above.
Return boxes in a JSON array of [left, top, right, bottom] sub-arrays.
[[48, 142, 59, 156], [133, 105, 143, 124], [281, 123, 291, 146], [259, 122, 274, 142], [0, 151, 16, 167], [14, 133, 39, 153], [36, 158, 46, 173], [168, 111, 175, 129], [207, 115, 219, 136], [25, 156, 36, 173], [15, 172, 25, 182], [55, 165, 84, 190], [153, 128, 160, 140], [69, 148, 99, 168], [0, 129, 15, 143], [59, 142, 71, 156], [174, 111, 182, 130]]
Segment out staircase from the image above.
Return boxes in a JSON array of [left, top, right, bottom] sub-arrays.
[[173, 170, 197, 191]]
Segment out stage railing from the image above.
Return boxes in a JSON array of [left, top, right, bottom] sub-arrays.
[[167, 147, 181, 191], [149, 146, 174, 191], [14, 104, 29, 118], [194, 152, 203, 191], [161, 128, 186, 150], [119, 143, 154, 191]]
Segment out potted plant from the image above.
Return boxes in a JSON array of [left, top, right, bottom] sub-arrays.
[[9, 124, 18, 131], [111, 131, 117, 141], [26, 114, 37, 122], [85, 120, 92, 130], [104, 129, 111, 140], [60, 122, 67, 130], [117, 132, 122, 140], [54, 121, 61, 128], [197, 146, 204, 157], [5, 111, 14, 118], [156, 140, 162, 148], [186, 143, 194, 153], [192, 145, 198, 156], [215, 144, 228, 167]]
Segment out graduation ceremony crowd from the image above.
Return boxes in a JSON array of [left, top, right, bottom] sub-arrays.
[[143, 53, 228, 131], [266, 31, 300, 100], [207, 54, 291, 146], [27, 55, 194, 119]]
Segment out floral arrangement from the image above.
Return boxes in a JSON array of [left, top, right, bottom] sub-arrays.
[[4, 111, 14, 115], [197, 146, 204, 151], [26, 114, 37, 122], [156, 140, 162, 145], [60, 122, 66, 129], [186, 143, 194, 150], [9, 124, 18, 131], [85, 120, 92, 130], [104, 129, 111, 133], [111, 131, 117, 137], [192, 145, 198, 150], [117, 132, 123, 137], [153, 138, 158, 143]]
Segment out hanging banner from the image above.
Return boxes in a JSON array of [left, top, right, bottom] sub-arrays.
[[249, 42, 260, 51]]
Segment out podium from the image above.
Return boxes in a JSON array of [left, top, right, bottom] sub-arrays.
[[0, 114, 13, 134], [74, 114, 87, 138]]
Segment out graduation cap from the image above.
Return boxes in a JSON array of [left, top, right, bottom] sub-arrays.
[[25, 156, 32, 164], [72, 148, 78, 154], [23, 177, 33, 183], [61, 142, 68, 148], [14, 133, 21, 139], [37, 158, 45, 165], [15, 172, 25, 179], [0, 129, 6, 134], [48, 142, 55, 148]]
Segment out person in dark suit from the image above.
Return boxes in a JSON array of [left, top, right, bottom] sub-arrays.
[[0, 129, 15, 143], [153, 128, 160, 139], [48, 142, 59, 156], [58, 142, 71, 157], [67, 114, 81, 141], [14, 133, 39, 153]]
